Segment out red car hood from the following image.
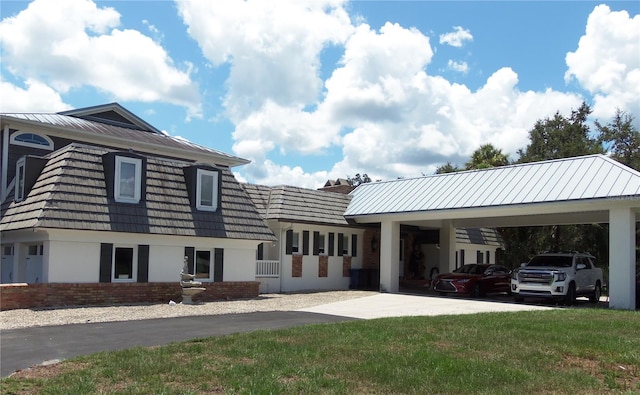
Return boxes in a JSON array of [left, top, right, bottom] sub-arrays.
[[436, 273, 480, 280]]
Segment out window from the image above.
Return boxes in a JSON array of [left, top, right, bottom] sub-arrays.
[[114, 156, 142, 203], [28, 244, 43, 255], [196, 169, 219, 211], [10, 132, 53, 150], [195, 250, 211, 279], [292, 232, 299, 253], [113, 246, 136, 281], [15, 158, 25, 202], [3, 246, 14, 256], [318, 234, 325, 254], [342, 234, 349, 256]]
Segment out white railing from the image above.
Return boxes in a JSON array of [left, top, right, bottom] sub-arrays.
[[256, 260, 280, 277]]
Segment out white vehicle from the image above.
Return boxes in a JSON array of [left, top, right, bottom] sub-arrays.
[[511, 253, 603, 305]]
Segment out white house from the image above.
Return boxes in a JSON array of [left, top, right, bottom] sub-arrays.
[[242, 183, 505, 293], [0, 104, 275, 309]]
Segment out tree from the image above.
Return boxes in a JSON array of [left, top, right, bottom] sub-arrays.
[[435, 162, 461, 174], [465, 143, 510, 170], [501, 103, 607, 268], [517, 102, 603, 163], [347, 173, 372, 187], [596, 109, 640, 170]]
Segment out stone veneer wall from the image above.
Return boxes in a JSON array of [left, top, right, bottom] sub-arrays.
[[0, 281, 259, 311]]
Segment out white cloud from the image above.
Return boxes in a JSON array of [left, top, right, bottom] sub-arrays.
[[439, 26, 473, 47], [565, 4, 640, 121], [193, 3, 587, 186], [0, 79, 73, 112], [0, 0, 202, 118], [447, 60, 469, 74], [176, 0, 354, 121]]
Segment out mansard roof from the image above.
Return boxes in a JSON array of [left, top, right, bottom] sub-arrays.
[[1, 143, 275, 241]]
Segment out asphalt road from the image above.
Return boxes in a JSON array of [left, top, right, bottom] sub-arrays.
[[1, 311, 354, 378]]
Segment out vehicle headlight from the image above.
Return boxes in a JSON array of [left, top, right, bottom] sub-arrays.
[[457, 279, 470, 283], [555, 272, 566, 282], [511, 271, 518, 280]]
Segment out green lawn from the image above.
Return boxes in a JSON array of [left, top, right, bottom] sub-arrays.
[[2, 309, 639, 394]]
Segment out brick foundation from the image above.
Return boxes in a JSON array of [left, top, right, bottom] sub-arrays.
[[0, 281, 259, 311]]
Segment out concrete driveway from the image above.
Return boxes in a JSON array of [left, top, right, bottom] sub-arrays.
[[297, 292, 555, 319]]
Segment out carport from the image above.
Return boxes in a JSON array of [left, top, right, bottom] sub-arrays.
[[345, 155, 640, 310]]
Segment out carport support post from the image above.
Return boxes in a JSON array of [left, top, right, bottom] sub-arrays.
[[608, 207, 636, 310], [439, 220, 456, 272], [379, 220, 400, 293]]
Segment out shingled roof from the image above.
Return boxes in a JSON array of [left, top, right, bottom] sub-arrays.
[[242, 183, 353, 226], [1, 143, 275, 241], [1, 108, 248, 167]]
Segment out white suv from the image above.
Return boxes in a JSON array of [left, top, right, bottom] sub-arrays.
[[511, 253, 603, 305]]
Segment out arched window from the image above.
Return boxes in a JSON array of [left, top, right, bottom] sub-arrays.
[[10, 132, 54, 150]]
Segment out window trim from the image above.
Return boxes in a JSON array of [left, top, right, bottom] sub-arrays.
[[114, 156, 142, 203], [10, 132, 54, 151], [112, 245, 137, 282], [195, 168, 219, 211], [14, 157, 25, 202]]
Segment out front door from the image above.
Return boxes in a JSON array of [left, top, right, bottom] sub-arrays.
[[1, 245, 14, 283], [25, 244, 43, 283]]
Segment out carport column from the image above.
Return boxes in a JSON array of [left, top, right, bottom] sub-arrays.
[[379, 219, 400, 293], [439, 220, 456, 272], [608, 207, 636, 310]]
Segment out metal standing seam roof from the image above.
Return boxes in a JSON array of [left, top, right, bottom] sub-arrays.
[[242, 183, 353, 226], [0, 143, 276, 241], [0, 112, 248, 167], [345, 154, 640, 217]]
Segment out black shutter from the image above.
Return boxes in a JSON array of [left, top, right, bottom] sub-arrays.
[[99, 243, 113, 283], [257, 243, 264, 260], [302, 231, 309, 255], [286, 229, 293, 255], [137, 245, 149, 282], [338, 233, 344, 256], [185, 247, 195, 274], [328, 233, 334, 256], [214, 248, 224, 282], [477, 251, 482, 264], [313, 231, 320, 256], [352, 234, 358, 257]]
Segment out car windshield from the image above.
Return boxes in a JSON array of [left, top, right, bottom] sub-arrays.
[[527, 255, 573, 267]]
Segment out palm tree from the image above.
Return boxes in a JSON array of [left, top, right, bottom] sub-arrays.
[[465, 143, 510, 170]]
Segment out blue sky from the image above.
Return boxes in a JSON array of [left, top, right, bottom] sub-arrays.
[[1, 0, 638, 188]]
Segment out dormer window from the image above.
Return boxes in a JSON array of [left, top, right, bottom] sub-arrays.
[[10, 132, 54, 151], [196, 169, 219, 211], [15, 157, 25, 202], [114, 156, 142, 203], [183, 165, 221, 212]]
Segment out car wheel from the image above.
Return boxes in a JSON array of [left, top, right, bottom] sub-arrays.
[[514, 295, 524, 303], [471, 284, 481, 298], [564, 282, 576, 306], [589, 282, 602, 303]]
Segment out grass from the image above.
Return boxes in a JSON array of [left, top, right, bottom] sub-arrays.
[[2, 309, 639, 394]]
